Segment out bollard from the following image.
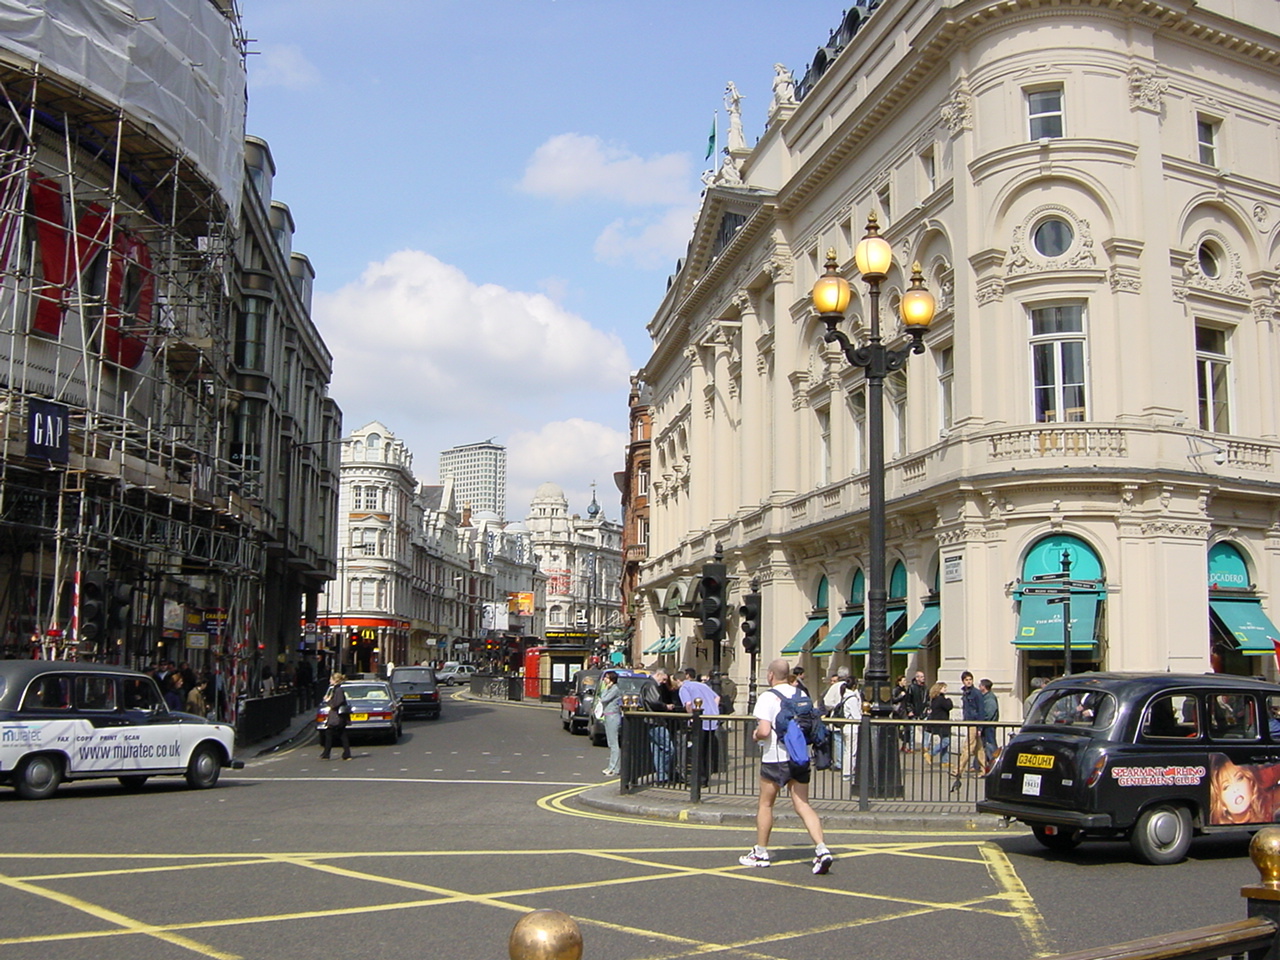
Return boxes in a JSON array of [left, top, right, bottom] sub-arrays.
[[509, 908, 583, 960], [1243, 826, 1280, 960]]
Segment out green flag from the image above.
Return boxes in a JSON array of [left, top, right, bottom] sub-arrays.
[[704, 115, 716, 160]]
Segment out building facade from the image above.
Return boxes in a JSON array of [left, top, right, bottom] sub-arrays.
[[439, 440, 507, 520], [615, 376, 653, 658], [637, 0, 1280, 714], [0, 2, 337, 708], [527, 483, 624, 659]]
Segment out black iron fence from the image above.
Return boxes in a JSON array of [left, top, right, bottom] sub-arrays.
[[235, 692, 297, 746], [617, 709, 1023, 809]]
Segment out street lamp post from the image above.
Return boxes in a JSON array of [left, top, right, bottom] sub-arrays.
[[811, 214, 935, 799]]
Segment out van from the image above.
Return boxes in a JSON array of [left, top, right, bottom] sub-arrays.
[[978, 672, 1280, 864]]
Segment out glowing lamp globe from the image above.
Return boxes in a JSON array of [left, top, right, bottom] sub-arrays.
[[811, 249, 851, 316]]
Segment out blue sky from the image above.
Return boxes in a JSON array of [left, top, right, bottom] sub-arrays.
[[241, 1, 841, 518]]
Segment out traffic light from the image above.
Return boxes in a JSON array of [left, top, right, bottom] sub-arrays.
[[78, 571, 108, 642], [700, 562, 727, 642], [108, 581, 132, 632], [739, 589, 761, 654]]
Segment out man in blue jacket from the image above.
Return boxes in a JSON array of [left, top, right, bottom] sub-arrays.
[[952, 670, 987, 777]]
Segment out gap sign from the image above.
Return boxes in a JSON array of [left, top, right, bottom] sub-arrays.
[[26, 398, 68, 463]]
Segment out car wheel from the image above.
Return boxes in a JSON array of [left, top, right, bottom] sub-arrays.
[[1031, 824, 1080, 852], [185, 743, 222, 790], [14, 754, 62, 800], [1130, 804, 1192, 865], [118, 775, 150, 791]]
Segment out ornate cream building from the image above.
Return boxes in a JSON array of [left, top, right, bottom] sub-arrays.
[[637, 0, 1280, 711]]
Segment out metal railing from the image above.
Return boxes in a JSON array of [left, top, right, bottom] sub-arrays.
[[618, 710, 1023, 809]]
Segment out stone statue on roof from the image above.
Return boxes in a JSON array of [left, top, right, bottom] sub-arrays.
[[725, 81, 746, 152], [772, 63, 796, 109]]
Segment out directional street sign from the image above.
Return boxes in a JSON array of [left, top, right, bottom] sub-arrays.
[[1020, 586, 1071, 595]]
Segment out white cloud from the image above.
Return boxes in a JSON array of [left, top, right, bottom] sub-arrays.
[[594, 204, 700, 269], [506, 419, 628, 520], [249, 44, 321, 90], [313, 250, 632, 492], [518, 133, 693, 207]]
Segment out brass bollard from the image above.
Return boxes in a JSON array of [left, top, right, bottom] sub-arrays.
[[1251, 827, 1280, 888], [509, 908, 583, 960]]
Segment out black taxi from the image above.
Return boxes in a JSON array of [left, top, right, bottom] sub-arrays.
[[978, 672, 1280, 864]]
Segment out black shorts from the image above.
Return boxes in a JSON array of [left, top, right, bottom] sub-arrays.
[[761, 760, 810, 787]]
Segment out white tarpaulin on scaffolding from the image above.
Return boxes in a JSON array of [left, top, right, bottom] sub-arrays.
[[0, 0, 246, 217]]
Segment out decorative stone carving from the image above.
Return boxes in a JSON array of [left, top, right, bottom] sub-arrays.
[[1108, 265, 1142, 293], [1183, 232, 1249, 298], [771, 63, 796, 110], [725, 81, 746, 153], [767, 254, 793, 283], [1128, 66, 1167, 113], [1254, 203, 1269, 227], [976, 277, 1005, 304], [1007, 208, 1097, 277], [941, 90, 973, 135]]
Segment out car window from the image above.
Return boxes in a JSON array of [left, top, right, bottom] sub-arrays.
[[344, 685, 390, 701], [392, 669, 435, 684], [1141, 693, 1200, 739], [1209, 693, 1258, 740], [20, 674, 72, 711], [1268, 696, 1280, 740], [122, 677, 165, 712], [76, 675, 117, 712], [1027, 689, 1116, 729]]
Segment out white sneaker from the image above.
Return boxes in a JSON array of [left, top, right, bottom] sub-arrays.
[[812, 851, 834, 875], [738, 848, 771, 868]]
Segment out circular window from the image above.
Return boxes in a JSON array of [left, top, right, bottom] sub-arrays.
[[1198, 241, 1221, 279], [1033, 217, 1074, 257]]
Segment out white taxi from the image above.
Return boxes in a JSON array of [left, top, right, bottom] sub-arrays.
[[0, 660, 242, 799]]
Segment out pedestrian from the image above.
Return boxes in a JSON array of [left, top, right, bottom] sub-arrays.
[[979, 678, 1000, 768], [1024, 676, 1048, 719], [319, 672, 352, 761], [890, 674, 911, 750], [952, 670, 987, 776], [260, 667, 275, 697], [822, 667, 851, 769], [598, 670, 624, 776], [905, 670, 929, 750], [164, 672, 185, 712], [186, 677, 207, 717], [639, 669, 675, 782], [835, 675, 863, 783], [296, 655, 315, 711], [715, 672, 737, 714], [791, 665, 809, 696], [738, 658, 834, 875], [925, 682, 953, 762], [676, 667, 720, 787]]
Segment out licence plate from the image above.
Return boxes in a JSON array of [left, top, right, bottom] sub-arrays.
[[351, 713, 368, 722], [403, 694, 421, 700], [1017, 753, 1055, 769]]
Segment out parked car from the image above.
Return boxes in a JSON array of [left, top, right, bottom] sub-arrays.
[[0, 660, 242, 800], [977, 672, 1280, 864], [560, 669, 601, 735], [389, 666, 441, 720], [316, 679, 403, 743], [587, 672, 651, 746], [437, 662, 478, 686]]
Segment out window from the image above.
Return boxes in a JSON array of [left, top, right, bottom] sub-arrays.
[[636, 467, 649, 497], [1027, 87, 1064, 140], [877, 184, 892, 225], [937, 345, 954, 432], [921, 148, 937, 194], [637, 517, 649, 547], [1032, 218, 1073, 257], [886, 370, 908, 457], [1195, 324, 1230, 433], [76, 675, 117, 712], [816, 406, 831, 485], [1197, 116, 1219, 166], [1197, 240, 1222, 279], [1209, 693, 1257, 740], [1142, 693, 1199, 739], [849, 390, 866, 473], [1030, 303, 1087, 422], [362, 487, 379, 511]]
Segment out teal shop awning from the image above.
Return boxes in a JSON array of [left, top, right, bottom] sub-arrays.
[[812, 613, 864, 655], [662, 636, 684, 654], [893, 603, 941, 652], [781, 616, 825, 655], [848, 607, 906, 653], [642, 637, 664, 655], [1014, 595, 1098, 649], [1210, 598, 1280, 653]]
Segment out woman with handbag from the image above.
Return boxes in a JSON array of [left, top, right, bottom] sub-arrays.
[[597, 670, 624, 776], [320, 672, 352, 761]]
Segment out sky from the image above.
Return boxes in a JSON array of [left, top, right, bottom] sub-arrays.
[[239, 1, 843, 520]]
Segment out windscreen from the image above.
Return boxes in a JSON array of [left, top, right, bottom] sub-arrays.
[[343, 684, 392, 703], [392, 669, 435, 685], [1027, 688, 1117, 730]]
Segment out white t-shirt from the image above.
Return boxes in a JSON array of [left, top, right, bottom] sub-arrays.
[[753, 682, 800, 763]]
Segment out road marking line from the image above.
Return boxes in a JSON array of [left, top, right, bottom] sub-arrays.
[[981, 840, 1052, 955], [0, 870, 241, 959]]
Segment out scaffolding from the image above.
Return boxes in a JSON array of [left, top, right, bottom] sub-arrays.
[[0, 55, 263, 685]]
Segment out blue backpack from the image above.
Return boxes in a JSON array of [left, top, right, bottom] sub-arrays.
[[769, 688, 830, 768]]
